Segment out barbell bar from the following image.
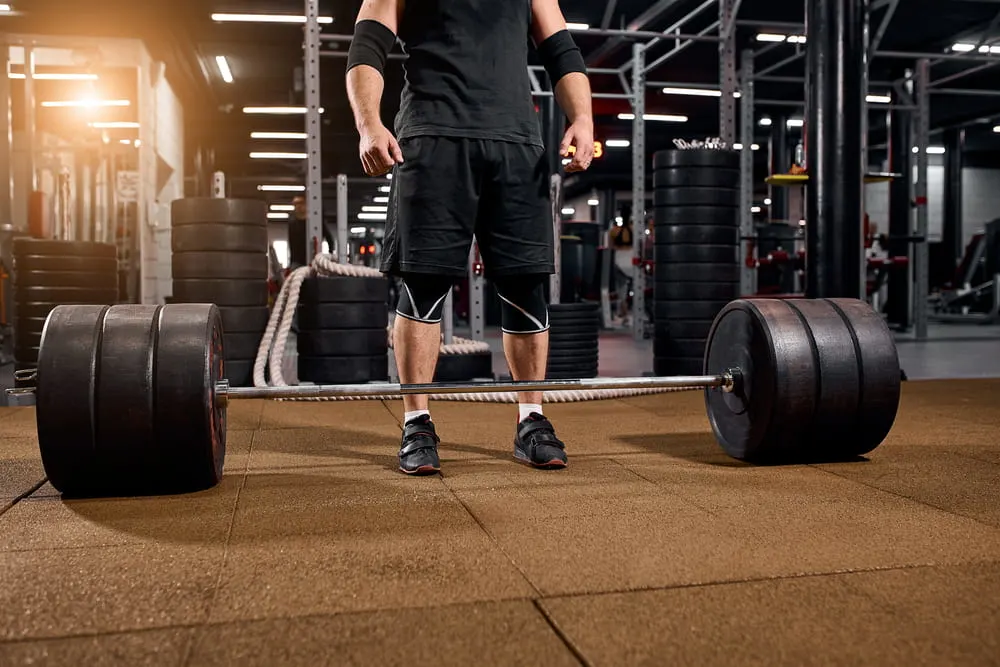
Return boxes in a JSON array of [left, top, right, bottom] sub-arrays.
[[8, 297, 902, 498]]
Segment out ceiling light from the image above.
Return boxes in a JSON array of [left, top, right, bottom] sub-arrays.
[[952, 43, 976, 52], [605, 139, 630, 148], [258, 184, 305, 192], [378, 185, 390, 193], [0, 4, 11, 12], [993, 126, 1000, 133], [251, 131, 308, 139], [119, 139, 131, 145], [561, 207, 575, 215], [733, 143, 744, 150], [662, 86, 721, 97], [787, 35, 807, 44], [588, 199, 600, 206], [751, 206, 762, 213], [911, 146, 946, 154], [787, 118, 804, 127], [866, 94, 891, 104], [373, 196, 389, 203], [250, 151, 307, 159], [362, 205, 388, 213], [215, 56, 233, 84], [211, 13, 333, 24], [8, 72, 98, 80], [358, 212, 387, 221], [89, 121, 140, 129], [41, 99, 130, 108], [756, 34, 787, 43], [764, 198, 772, 206], [617, 113, 688, 122], [615, 216, 623, 225], [242, 106, 324, 114], [566, 22, 590, 30], [562, 158, 572, 165], [270, 204, 295, 211], [759, 117, 773, 126], [267, 212, 289, 220], [386, 173, 393, 179], [751, 143, 760, 150], [350, 226, 367, 234]]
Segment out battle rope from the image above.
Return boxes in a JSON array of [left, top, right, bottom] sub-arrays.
[[252, 253, 697, 401]]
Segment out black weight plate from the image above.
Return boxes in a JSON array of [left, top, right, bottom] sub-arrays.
[[656, 225, 740, 246], [656, 245, 737, 264], [547, 366, 598, 380], [15, 330, 42, 350], [35, 305, 109, 495], [653, 337, 707, 359], [654, 188, 740, 208], [13, 238, 116, 259], [172, 252, 269, 280], [300, 275, 389, 303], [653, 149, 739, 170], [172, 224, 269, 253], [224, 359, 255, 387], [297, 328, 388, 357], [15, 254, 117, 273], [15, 286, 118, 304], [171, 198, 267, 227], [654, 206, 739, 227], [655, 263, 741, 283], [653, 168, 740, 189], [297, 302, 388, 330], [219, 306, 271, 333], [653, 356, 704, 376], [548, 303, 600, 314], [15, 269, 118, 290], [654, 319, 715, 339], [549, 342, 599, 355], [655, 300, 731, 322], [703, 299, 818, 463], [433, 350, 495, 382], [15, 303, 63, 320], [224, 332, 263, 359], [654, 281, 740, 301], [784, 299, 861, 461], [299, 355, 391, 384], [548, 348, 599, 362], [826, 298, 901, 456], [548, 331, 599, 343], [155, 303, 227, 492], [546, 315, 601, 329], [173, 279, 269, 307], [14, 344, 39, 362]]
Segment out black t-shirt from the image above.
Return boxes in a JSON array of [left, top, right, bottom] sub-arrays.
[[394, 0, 542, 147]]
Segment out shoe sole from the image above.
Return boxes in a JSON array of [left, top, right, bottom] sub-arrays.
[[399, 464, 440, 476], [514, 447, 567, 470]]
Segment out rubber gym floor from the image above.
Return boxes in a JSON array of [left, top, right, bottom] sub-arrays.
[[2, 359, 1000, 666]]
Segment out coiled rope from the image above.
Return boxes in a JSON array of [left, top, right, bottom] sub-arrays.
[[252, 253, 697, 401]]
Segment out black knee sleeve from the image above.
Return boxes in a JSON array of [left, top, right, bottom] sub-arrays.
[[395, 273, 454, 324], [494, 274, 549, 334]]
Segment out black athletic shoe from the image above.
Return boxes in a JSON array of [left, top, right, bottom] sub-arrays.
[[398, 415, 441, 475], [514, 413, 568, 469]]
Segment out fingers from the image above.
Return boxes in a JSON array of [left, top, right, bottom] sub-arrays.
[[560, 127, 575, 157], [565, 139, 594, 173], [388, 136, 405, 164]]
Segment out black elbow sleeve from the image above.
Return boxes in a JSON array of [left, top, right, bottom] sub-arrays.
[[347, 19, 397, 75], [536, 29, 587, 85]]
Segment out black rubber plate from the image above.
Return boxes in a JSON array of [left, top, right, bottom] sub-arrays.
[[654, 299, 733, 323], [656, 263, 740, 283], [173, 279, 269, 307], [653, 149, 739, 170], [171, 198, 268, 227], [432, 351, 495, 382], [653, 281, 740, 301], [654, 188, 740, 208], [297, 302, 388, 330], [654, 206, 739, 226], [219, 306, 271, 333], [549, 331, 599, 344], [223, 359, 255, 387], [14, 238, 116, 259], [172, 224, 269, 253], [548, 303, 600, 315], [15, 269, 118, 290], [15, 286, 118, 304], [653, 319, 715, 339], [653, 337, 706, 359], [656, 245, 738, 264], [655, 225, 740, 245], [297, 328, 388, 357], [172, 252, 269, 280], [654, 168, 740, 189], [15, 254, 117, 273], [300, 276, 389, 304], [653, 356, 704, 376], [224, 332, 263, 359], [299, 355, 390, 384]]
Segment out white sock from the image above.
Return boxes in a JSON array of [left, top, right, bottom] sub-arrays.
[[404, 409, 430, 424], [518, 403, 543, 422]]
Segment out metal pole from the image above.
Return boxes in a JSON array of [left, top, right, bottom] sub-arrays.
[[739, 50, 757, 298], [942, 129, 964, 269], [914, 59, 930, 341], [304, 0, 323, 264], [24, 46, 36, 192], [336, 173, 348, 263], [631, 43, 647, 341], [442, 291, 454, 345], [719, 0, 738, 144], [0, 40, 11, 225], [549, 173, 562, 304], [218, 371, 736, 402], [886, 91, 912, 330], [469, 243, 485, 342], [642, 20, 720, 75]]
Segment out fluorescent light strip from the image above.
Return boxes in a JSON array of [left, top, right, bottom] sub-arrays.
[[270, 204, 295, 211], [618, 113, 688, 122], [952, 42, 1000, 54], [994, 126, 1000, 133], [41, 99, 130, 108], [373, 196, 389, 203], [216, 56, 233, 84], [561, 208, 575, 215], [566, 22, 590, 30], [243, 106, 324, 114], [751, 206, 762, 213], [759, 117, 773, 126], [250, 152, 307, 159], [787, 118, 804, 128], [89, 121, 140, 129], [267, 212, 289, 220], [661, 87, 741, 98], [378, 185, 390, 193], [211, 13, 334, 24], [8, 72, 98, 80], [0, 4, 11, 11], [866, 94, 891, 104], [605, 139, 630, 147], [587, 199, 600, 206], [258, 185, 305, 192], [251, 131, 308, 139], [350, 226, 368, 233], [358, 212, 387, 221], [912, 146, 946, 154], [362, 205, 388, 213], [756, 33, 787, 43]]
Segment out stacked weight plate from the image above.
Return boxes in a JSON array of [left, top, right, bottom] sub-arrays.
[[652, 149, 742, 376], [171, 198, 270, 387], [297, 275, 391, 383], [12, 239, 119, 382], [546, 302, 600, 380]]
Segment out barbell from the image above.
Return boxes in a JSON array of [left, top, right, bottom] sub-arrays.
[[8, 297, 901, 498]]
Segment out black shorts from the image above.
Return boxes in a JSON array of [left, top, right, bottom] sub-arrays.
[[380, 136, 554, 279]]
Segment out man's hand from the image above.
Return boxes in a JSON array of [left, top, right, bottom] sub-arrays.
[[359, 124, 404, 176], [560, 118, 594, 173]]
